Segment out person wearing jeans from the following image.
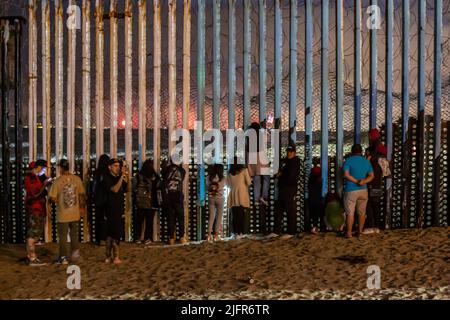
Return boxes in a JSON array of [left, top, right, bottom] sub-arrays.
[[48, 159, 86, 265], [206, 164, 225, 241]]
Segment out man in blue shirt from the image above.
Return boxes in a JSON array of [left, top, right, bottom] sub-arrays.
[[343, 144, 374, 238]]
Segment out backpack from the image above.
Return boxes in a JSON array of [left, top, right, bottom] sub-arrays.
[[134, 174, 152, 209], [378, 157, 391, 178], [165, 166, 183, 194]]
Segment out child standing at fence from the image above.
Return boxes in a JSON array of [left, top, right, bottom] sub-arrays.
[[206, 164, 225, 241]]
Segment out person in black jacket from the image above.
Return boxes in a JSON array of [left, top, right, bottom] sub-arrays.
[[161, 159, 186, 245], [271, 145, 301, 239], [91, 154, 110, 245], [103, 158, 129, 264], [133, 159, 160, 244]]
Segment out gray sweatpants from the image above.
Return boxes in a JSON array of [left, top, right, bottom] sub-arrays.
[[208, 196, 224, 234]]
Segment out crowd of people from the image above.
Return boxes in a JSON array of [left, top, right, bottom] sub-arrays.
[[23, 124, 389, 266]]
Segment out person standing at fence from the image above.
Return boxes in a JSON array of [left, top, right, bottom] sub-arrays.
[[343, 144, 374, 238], [48, 159, 86, 265], [271, 146, 301, 239], [24, 160, 51, 266], [227, 157, 252, 239], [90, 154, 110, 245], [247, 122, 271, 236], [133, 159, 160, 244], [103, 158, 129, 264], [363, 146, 385, 234], [161, 159, 187, 245], [206, 163, 225, 242], [307, 161, 323, 235]]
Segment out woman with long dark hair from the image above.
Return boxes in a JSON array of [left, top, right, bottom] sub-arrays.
[[206, 163, 225, 241], [133, 159, 160, 244], [92, 154, 110, 245], [227, 157, 252, 239]]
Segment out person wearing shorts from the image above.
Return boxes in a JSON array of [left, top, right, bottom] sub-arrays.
[[343, 144, 374, 238]]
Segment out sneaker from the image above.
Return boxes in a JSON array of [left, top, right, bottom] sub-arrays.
[[279, 234, 293, 240], [56, 256, 69, 265], [311, 227, 319, 235], [266, 233, 279, 239], [28, 258, 47, 267], [135, 240, 142, 244], [180, 237, 188, 245], [206, 234, 212, 242], [144, 239, 152, 245], [214, 234, 221, 242], [35, 241, 44, 246], [168, 238, 175, 246]]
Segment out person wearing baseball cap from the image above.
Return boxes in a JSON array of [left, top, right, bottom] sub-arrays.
[[24, 159, 51, 266], [270, 145, 301, 239], [48, 159, 86, 265]]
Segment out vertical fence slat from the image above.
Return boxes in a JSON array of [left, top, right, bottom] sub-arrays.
[[109, 0, 118, 158], [197, 0, 206, 240], [55, 0, 64, 165], [259, 0, 266, 124], [433, 0, 442, 226], [67, 0, 77, 171], [369, 0, 378, 129], [243, 0, 251, 128], [401, 0, 410, 228], [95, 0, 104, 159], [139, 0, 147, 167], [289, 0, 297, 146], [320, 0, 329, 198], [385, 0, 394, 228], [82, 0, 92, 242], [417, 0, 426, 227], [274, 0, 282, 137], [28, 0, 37, 160], [305, 0, 313, 184], [183, 0, 191, 239], [153, 0, 160, 171], [213, 0, 221, 130], [168, 0, 176, 154], [124, 0, 133, 242], [42, 0, 51, 162], [354, 0, 361, 144], [336, 0, 344, 196], [228, 0, 236, 129]]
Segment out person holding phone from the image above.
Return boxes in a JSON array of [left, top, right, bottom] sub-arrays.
[[24, 159, 51, 266], [103, 158, 128, 264]]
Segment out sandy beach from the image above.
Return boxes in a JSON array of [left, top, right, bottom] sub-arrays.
[[0, 227, 449, 300]]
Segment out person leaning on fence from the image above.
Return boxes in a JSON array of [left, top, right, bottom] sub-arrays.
[[227, 157, 252, 239], [48, 159, 86, 265], [24, 159, 52, 266], [270, 145, 301, 240], [206, 163, 226, 242], [161, 159, 187, 245], [133, 159, 161, 245], [103, 158, 129, 264], [247, 122, 271, 235], [343, 144, 374, 238]]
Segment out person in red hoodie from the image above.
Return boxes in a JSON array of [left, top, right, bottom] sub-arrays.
[[24, 159, 52, 266]]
